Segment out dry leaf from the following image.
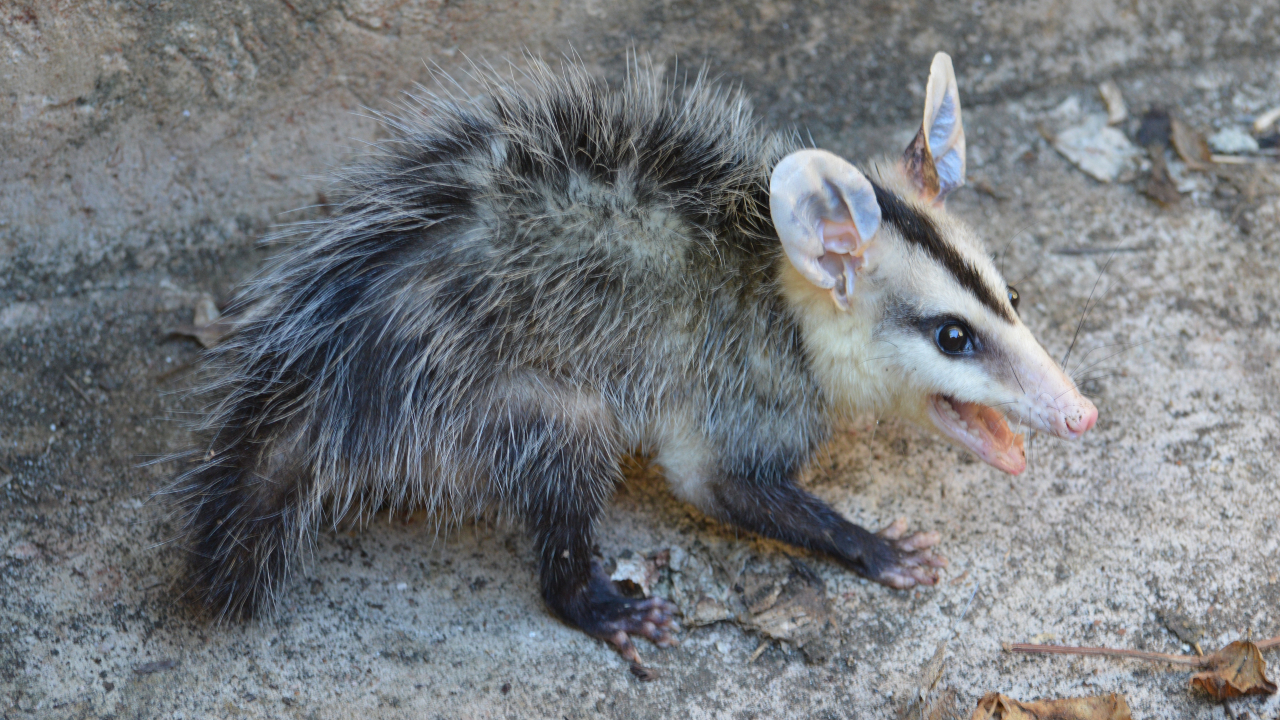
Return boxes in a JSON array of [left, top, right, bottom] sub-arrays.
[[1145, 151, 1181, 206], [918, 639, 948, 705], [1098, 81, 1127, 125], [688, 595, 733, 626], [609, 549, 670, 597], [1006, 635, 1280, 706], [926, 687, 963, 720], [611, 551, 656, 596], [1254, 106, 1280, 135], [738, 560, 835, 664], [1170, 117, 1213, 170], [170, 295, 235, 348], [1190, 640, 1278, 700], [970, 693, 1132, 720]]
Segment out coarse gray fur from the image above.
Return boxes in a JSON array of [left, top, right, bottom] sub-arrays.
[[172, 56, 1094, 664], [175, 60, 821, 618]]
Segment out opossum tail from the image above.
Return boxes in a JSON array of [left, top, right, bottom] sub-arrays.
[[173, 436, 317, 619]]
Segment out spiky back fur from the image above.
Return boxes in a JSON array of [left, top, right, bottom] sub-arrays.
[[174, 63, 836, 617]]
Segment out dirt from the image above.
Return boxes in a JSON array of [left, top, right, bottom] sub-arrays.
[[2, 1, 1279, 718]]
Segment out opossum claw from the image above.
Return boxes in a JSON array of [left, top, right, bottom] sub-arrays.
[[872, 518, 948, 589], [552, 565, 680, 664], [599, 597, 680, 663]]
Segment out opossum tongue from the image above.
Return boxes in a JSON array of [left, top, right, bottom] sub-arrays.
[[927, 395, 1026, 475]]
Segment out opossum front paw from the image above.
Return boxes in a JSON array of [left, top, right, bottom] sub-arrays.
[[553, 563, 680, 666], [872, 518, 948, 589]]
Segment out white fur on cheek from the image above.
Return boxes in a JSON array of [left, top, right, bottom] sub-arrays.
[[779, 262, 911, 419]]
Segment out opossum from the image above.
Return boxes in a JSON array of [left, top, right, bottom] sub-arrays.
[[173, 53, 1097, 665]]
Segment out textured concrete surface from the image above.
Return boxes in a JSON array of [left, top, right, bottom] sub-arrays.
[[3, 1, 1280, 718]]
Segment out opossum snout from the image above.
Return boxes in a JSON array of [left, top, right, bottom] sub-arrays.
[[1020, 380, 1097, 441], [1059, 394, 1098, 438]]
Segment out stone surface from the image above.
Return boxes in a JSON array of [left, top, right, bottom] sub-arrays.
[[3, 1, 1280, 719]]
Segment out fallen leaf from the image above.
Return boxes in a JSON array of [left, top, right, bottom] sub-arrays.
[[1145, 150, 1181, 206], [738, 559, 835, 664], [917, 639, 947, 705], [1098, 81, 1127, 125], [1254, 105, 1280, 135], [1006, 636, 1280, 705], [1170, 118, 1213, 170], [970, 693, 1132, 720], [168, 293, 234, 348], [688, 595, 733, 626], [610, 550, 658, 596], [193, 293, 220, 327], [926, 687, 963, 720], [1190, 641, 1277, 700]]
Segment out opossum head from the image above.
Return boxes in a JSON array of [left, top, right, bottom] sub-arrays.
[[770, 52, 1096, 474]]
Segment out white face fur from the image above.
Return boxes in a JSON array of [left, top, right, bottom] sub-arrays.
[[770, 52, 1097, 474]]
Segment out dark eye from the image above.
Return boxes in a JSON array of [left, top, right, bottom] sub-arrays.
[[1007, 285, 1020, 312], [935, 322, 974, 355]]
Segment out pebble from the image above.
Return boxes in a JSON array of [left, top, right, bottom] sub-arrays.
[[1208, 127, 1259, 154]]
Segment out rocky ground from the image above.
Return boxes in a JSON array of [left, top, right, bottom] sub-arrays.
[[2, 2, 1279, 718]]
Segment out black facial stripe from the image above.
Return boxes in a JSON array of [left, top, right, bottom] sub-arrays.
[[871, 183, 1015, 323]]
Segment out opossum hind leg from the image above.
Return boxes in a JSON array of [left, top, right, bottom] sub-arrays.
[[492, 395, 678, 663]]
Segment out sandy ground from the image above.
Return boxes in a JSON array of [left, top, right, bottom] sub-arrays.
[[3, 3, 1280, 719]]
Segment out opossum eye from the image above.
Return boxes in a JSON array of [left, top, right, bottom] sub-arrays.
[[1007, 286, 1020, 312], [935, 322, 974, 355]]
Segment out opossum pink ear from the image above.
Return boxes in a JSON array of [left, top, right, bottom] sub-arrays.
[[902, 52, 966, 204], [770, 149, 881, 312]]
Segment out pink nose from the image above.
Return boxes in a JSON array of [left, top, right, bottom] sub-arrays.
[[1067, 401, 1098, 436]]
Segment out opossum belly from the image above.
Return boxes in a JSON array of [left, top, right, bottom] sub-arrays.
[[651, 413, 716, 510]]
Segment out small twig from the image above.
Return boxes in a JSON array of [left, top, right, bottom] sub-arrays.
[[63, 374, 95, 405], [1210, 154, 1277, 165], [1005, 635, 1280, 667], [1005, 642, 1209, 666], [1052, 245, 1155, 256]]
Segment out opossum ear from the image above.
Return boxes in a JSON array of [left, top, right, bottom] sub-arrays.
[[902, 52, 966, 203], [770, 149, 881, 312]]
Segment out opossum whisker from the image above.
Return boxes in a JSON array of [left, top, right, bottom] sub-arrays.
[[1060, 243, 1123, 371], [995, 221, 1034, 280], [1069, 336, 1157, 379]]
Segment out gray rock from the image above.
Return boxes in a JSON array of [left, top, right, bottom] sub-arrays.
[[1208, 127, 1260, 154]]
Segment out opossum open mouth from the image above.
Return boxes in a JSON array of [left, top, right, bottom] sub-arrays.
[[927, 395, 1027, 475]]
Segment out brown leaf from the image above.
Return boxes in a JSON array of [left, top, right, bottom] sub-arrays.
[[926, 687, 963, 720], [738, 559, 834, 664], [168, 293, 234, 348], [1144, 149, 1181, 206], [1170, 117, 1213, 170], [1190, 640, 1278, 700], [970, 693, 1132, 720]]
